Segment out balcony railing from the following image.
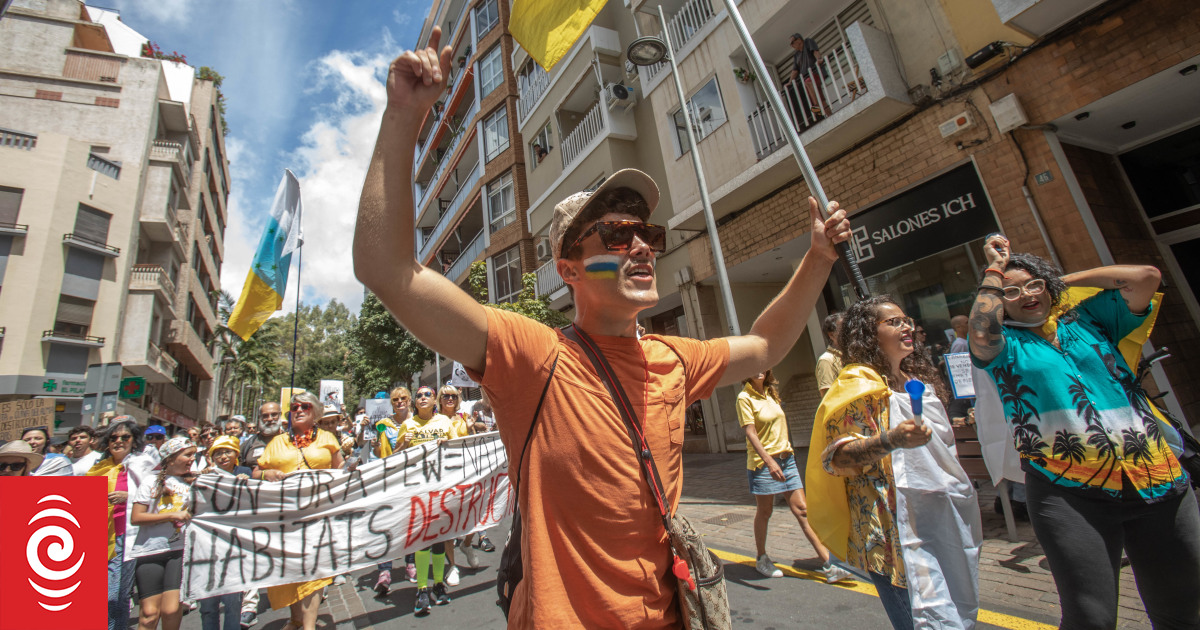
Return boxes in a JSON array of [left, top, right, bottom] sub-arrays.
[[130, 264, 177, 300], [0, 127, 37, 150], [561, 101, 605, 169], [746, 39, 867, 159], [87, 152, 121, 179], [535, 259, 565, 297], [444, 232, 485, 282], [420, 100, 479, 207], [419, 164, 482, 262], [0, 222, 29, 235], [63, 232, 120, 256], [151, 140, 192, 183], [643, 0, 717, 81], [146, 342, 179, 377], [517, 64, 551, 123], [42, 330, 105, 346]]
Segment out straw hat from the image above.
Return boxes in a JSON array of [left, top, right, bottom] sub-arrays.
[[0, 440, 44, 473]]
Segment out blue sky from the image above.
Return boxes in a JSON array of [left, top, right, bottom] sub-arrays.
[[104, 0, 430, 312]]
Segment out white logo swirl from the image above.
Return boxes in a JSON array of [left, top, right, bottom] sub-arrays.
[[27, 495, 85, 611]]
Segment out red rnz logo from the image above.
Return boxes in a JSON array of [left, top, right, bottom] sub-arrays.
[[0, 476, 108, 630]]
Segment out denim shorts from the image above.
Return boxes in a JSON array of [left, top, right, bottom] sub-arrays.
[[747, 452, 804, 495]]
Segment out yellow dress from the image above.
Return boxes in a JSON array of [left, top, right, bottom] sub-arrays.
[[257, 429, 341, 610]]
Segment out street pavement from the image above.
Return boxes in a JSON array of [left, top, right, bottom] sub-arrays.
[[176, 452, 1159, 629]]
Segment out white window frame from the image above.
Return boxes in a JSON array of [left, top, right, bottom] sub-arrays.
[[475, 0, 499, 40], [483, 105, 510, 162], [670, 77, 728, 156], [486, 171, 515, 233], [491, 245, 522, 304], [478, 45, 504, 98]]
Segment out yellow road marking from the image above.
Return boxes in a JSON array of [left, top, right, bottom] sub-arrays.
[[710, 547, 1055, 630]]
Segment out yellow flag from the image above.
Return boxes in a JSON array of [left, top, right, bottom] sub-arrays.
[[510, 0, 609, 71]]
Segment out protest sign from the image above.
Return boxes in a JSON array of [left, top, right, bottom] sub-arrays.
[[319, 380, 344, 408], [943, 352, 976, 399], [279, 388, 305, 409], [449, 361, 478, 388], [183, 433, 512, 599], [364, 399, 391, 422], [0, 399, 55, 441]]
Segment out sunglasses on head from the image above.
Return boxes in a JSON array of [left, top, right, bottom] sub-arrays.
[[290, 402, 315, 412], [0, 462, 28, 472], [569, 221, 666, 255]]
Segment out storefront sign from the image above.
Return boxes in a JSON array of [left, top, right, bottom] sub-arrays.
[[848, 163, 1000, 278], [40, 378, 86, 396], [0, 399, 56, 441], [149, 401, 196, 430]]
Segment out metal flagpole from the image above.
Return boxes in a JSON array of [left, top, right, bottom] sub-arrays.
[[657, 5, 742, 335], [288, 245, 301, 393], [717, 0, 870, 301]]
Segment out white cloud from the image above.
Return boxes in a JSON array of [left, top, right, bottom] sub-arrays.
[[110, 0, 191, 25], [393, 9, 412, 26]]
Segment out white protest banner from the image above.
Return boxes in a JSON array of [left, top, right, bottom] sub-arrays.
[[943, 352, 976, 399], [449, 361, 478, 388], [182, 433, 512, 599], [319, 380, 344, 408]]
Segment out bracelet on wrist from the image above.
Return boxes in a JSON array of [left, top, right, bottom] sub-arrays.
[[983, 268, 1006, 279]]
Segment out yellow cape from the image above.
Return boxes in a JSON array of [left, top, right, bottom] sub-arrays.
[[375, 418, 401, 457], [805, 364, 890, 561], [86, 456, 124, 560]]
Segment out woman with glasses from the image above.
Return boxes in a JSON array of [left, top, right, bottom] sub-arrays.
[[397, 385, 464, 616], [371, 386, 415, 594], [969, 237, 1198, 628], [436, 385, 472, 582], [808, 296, 981, 629], [22, 425, 75, 475], [254, 391, 343, 630], [88, 417, 156, 630]]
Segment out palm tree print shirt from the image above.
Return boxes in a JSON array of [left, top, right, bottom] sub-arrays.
[[974, 289, 1186, 502]]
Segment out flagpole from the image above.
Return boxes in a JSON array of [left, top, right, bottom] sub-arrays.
[[289, 244, 302, 394], [716, 0, 870, 301]]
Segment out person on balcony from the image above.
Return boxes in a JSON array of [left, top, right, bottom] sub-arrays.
[[787, 32, 830, 124]]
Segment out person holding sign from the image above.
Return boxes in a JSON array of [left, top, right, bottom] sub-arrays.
[[968, 237, 1198, 629], [354, 26, 851, 628], [254, 391, 344, 630], [808, 296, 980, 629]]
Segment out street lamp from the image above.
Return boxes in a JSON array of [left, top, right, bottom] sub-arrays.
[[627, 9, 742, 335]]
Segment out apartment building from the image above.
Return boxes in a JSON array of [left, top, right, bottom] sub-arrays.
[[0, 0, 231, 431], [622, 0, 1199, 450]]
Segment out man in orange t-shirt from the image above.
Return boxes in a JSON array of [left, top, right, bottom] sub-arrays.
[[353, 28, 852, 629]]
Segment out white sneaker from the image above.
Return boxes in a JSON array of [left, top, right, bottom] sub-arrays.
[[445, 564, 460, 586], [332, 574, 347, 586], [461, 544, 479, 568], [755, 554, 783, 578], [823, 562, 854, 583]]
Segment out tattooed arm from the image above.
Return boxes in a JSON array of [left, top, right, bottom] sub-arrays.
[[824, 398, 932, 475], [1062, 265, 1160, 314], [969, 234, 1009, 364]]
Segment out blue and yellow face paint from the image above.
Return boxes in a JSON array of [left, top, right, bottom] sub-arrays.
[[583, 255, 621, 280]]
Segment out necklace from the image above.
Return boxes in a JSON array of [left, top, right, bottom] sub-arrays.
[[292, 428, 316, 449]]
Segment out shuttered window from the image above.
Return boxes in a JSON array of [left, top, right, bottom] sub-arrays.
[[54, 295, 95, 337], [74, 204, 111, 243], [0, 186, 22, 224]]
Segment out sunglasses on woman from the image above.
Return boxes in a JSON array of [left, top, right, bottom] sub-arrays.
[[110, 433, 133, 442], [414, 391, 434, 399], [441, 394, 459, 400], [569, 221, 667, 255], [0, 462, 28, 472], [146, 435, 165, 442], [290, 402, 315, 412]]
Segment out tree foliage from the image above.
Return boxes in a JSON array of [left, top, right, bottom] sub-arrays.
[[468, 261, 570, 328], [350, 292, 435, 397], [196, 66, 229, 134]]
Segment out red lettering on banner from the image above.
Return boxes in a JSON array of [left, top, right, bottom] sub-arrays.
[[436, 487, 457, 536], [406, 495, 429, 547], [0, 476, 108, 630], [461, 482, 483, 529], [421, 490, 442, 542]]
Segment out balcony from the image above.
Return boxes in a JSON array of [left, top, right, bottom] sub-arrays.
[[516, 25, 623, 134], [992, 0, 1105, 37], [641, 0, 718, 82], [418, 100, 480, 213], [517, 63, 550, 124], [415, 62, 476, 173], [140, 166, 182, 242], [444, 231, 486, 284], [561, 102, 606, 169], [419, 164, 482, 264], [42, 330, 105, 347], [166, 320, 214, 379], [535, 259, 566, 299], [0, 222, 29, 236], [86, 152, 121, 179], [63, 232, 120, 257], [150, 140, 192, 188], [125, 342, 179, 384], [130, 264, 176, 304], [670, 21, 911, 231], [0, 127, 37, 150]]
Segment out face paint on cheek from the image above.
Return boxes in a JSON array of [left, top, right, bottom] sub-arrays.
[[583, 254, 621, 280]]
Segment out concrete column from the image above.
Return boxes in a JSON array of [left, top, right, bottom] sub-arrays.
[[678, 272, 727, 453]]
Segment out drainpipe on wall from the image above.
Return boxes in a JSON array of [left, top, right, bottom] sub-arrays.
[[1021, 184, 1063, 271]]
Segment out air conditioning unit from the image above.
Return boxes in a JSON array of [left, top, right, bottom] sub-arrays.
[[535, 239, 551, 262], [605, 82, 634, 113]]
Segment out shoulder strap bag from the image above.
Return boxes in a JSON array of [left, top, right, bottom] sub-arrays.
[[563, 325, 731, 630]]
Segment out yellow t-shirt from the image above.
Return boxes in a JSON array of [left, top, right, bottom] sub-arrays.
[[737, 382, 792, 470], [257, 430, 341, 473], [815, 348, 842, 393], [399, 413, 462, 446]]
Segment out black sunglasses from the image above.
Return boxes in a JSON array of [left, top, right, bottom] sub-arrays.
[[0, 462, 27, 472], [110, 434, 133, 442], [415, 391, 434, 398], [569, 221, 666, 255], [146, 435, 166, 441]]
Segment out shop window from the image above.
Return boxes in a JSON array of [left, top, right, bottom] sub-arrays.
[[492, 246, 522, 304], [487, 172, 515, 233], [483, 106, 510, 161], [475, 0, 499, 40], [479, 45, 504, 97], [670, 78, 727, 156]]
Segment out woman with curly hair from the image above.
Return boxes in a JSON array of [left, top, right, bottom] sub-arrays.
[[807, 295, 980, 629], [969, 235, 1197, 628]]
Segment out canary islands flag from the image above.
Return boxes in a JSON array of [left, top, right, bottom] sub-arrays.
[[227, 170, 302, 341], [510, 0, 608, 71]]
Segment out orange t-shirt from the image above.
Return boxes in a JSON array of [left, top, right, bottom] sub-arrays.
[[469, 309, 729, 629]]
